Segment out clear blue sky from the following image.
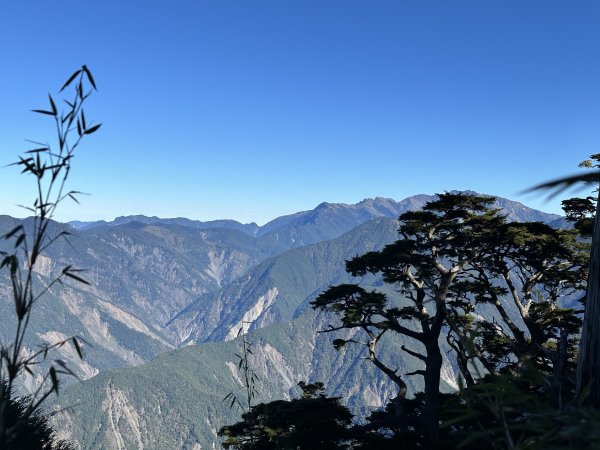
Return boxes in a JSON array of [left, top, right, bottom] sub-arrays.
[[1, 1, 598, 224]]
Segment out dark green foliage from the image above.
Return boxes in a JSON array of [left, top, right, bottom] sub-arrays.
[[562, 196, 596, 237], [311, 191, 587, 447], [441, 369, 600, 450], [0, 382, 73, 450], [313, 192, 514, 445], [218, 381, 353, 449]]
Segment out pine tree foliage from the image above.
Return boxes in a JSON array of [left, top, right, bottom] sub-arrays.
[[310, 192, 587, 447], [0, 382, 74, 450], [218, 381, 354, 450]]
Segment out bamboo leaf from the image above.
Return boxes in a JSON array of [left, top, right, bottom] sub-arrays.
[[68, 193, 80, 204], [48, 94, 57, 116], [82, 65, 97, 90], [49, 366, 59, 393], [60, 69, 82, 92], [32, 109, 55, 116], [62, 111, 72, 124], [71, 337, 83, 359], [63, 269, 90, 285], [14, 234, 25, 249], [4, 225, 23, 239], [83, 123, 102, 135], [55, 359, 79, 379], [524, 171, 600, 198], [26, 147, 49, 154]]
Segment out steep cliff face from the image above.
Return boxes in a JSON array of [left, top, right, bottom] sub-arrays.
[[225, 287, 280, 341]]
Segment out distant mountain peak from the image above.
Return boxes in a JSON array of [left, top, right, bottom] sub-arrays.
[[358, 196, 395, 205], [66, 192, 562, 236], [314, 201, 334, 210], [68, 215, 260, 235]]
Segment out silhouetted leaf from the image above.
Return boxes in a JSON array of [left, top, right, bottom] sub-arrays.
[[71, 337, 83, 359], [525, 171, 600, 198], [68, 193, 80, 204], [31, 109, 55, 116], [14, 234, 25, 249], [83, 123, 102, 135], [55, 359, 79, 379], [82, 65, 97, 90], [60, 69, 82, 92], [49, 366, 59, 393], [62, 266, 90, 285], [4, 225, 24, 240], [26, 147, 49, 154], [62, 111, 72, 124], [48, 94, 57, 116]]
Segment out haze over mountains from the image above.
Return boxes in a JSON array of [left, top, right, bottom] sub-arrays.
[[0, 193, 564, 449]]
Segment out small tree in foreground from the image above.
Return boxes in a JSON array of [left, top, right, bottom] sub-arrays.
[[218, 381, 354, 450], [0, 66, 100, 448]]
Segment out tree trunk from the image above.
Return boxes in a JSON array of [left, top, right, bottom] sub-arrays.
[[577, 189, 600, 407], [423, 338, 442, 448], [554, 328, 568, 410]]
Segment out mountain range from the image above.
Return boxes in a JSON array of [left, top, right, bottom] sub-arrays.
[[0, 193, 564, 449]]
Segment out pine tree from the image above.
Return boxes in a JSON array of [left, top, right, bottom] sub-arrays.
[[312, 192, 586, 447], [312, 192, 506, 446], [218, 381, 354, 450]]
